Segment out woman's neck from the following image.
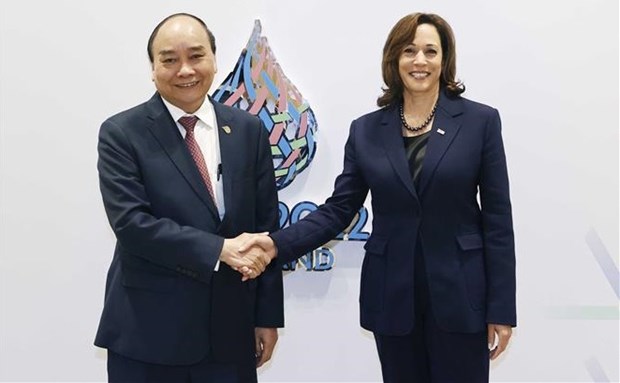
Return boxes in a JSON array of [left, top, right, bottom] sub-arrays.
[[402, 90, 439, 115]]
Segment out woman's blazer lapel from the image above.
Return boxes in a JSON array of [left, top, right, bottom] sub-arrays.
[[417, 92, 464, 197], [379, 105, 420, 203]]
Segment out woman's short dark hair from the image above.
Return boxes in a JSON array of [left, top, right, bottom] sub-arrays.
[[377, 13, 465, 107], [147, 13, 216, 63]]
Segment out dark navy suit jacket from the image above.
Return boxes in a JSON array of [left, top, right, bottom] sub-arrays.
[[271, 90, 516, 335], [95, 94, 283, 365]]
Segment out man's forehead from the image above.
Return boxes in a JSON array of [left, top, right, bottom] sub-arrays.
[[160, 15, 200, 29], [153, 21, 210, 48], [159, 16, 206, 36]]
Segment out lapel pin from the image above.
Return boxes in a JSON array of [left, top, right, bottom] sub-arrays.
[[437, 128, 445, 135], [222, 125, 232, 134]]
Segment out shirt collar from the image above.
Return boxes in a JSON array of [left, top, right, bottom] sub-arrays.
[[160, 96, 216, 129]]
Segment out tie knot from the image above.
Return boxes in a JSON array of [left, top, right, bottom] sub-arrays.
[[179, 115, 199, 132]]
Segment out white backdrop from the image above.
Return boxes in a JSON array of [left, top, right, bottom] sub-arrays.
[[0, 0, 618, 382]]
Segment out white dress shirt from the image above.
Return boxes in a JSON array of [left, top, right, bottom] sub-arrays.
[[161, 97, 226, 271], [161, 97, 226, 219]]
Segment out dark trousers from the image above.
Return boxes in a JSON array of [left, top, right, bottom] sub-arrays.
[[107, 350, 257, 383], [373, 244, 489, 383]]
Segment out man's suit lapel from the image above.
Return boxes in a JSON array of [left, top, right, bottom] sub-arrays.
[[212, 101, 236, 232], [380, 105, 419, 201], [145, 94, 220, 221], [417, 92, 464, 197]]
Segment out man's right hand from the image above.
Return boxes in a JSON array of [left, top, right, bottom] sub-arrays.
[[219, 233, 271, 279], [237, 234, 278, 281]]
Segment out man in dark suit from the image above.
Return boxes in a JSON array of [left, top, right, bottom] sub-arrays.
[[95, 13, 283, 382]]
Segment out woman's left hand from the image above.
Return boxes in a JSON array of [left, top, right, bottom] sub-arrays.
[[487, 323, 512, 360]]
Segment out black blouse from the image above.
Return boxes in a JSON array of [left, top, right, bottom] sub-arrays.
[[403, 130, 431, 190]]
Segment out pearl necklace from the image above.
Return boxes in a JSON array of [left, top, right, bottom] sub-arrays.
[[400, 102, 437, 132]]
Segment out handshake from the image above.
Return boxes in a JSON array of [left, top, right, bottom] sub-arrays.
[[219, 233, 278, 281]]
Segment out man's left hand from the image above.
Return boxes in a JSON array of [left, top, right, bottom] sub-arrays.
[[487, 323, 512, 360], [255, 327, 278, 368]]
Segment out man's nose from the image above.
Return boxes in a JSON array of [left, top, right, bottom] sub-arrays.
[[178, 61, 195, 76]]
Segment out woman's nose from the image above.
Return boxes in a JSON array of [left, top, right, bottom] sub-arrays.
[[413, 50, 426, 64]]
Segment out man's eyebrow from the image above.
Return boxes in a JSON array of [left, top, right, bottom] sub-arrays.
[[158, 46, 206, 56]]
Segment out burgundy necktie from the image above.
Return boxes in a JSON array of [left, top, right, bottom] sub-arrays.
[[178, 115, 217, 204]]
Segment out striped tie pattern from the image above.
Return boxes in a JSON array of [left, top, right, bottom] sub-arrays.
[[178, 115, 216, 204]]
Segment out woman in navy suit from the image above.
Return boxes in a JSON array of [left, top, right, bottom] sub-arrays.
[[243, 12, 516, 382]]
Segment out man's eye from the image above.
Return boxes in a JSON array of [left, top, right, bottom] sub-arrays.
[[191, 54, 205, 60], [162, 58, 176, 64]]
